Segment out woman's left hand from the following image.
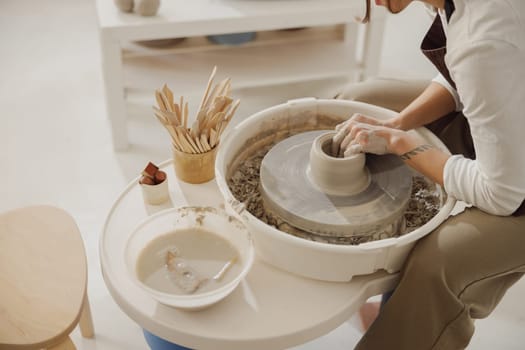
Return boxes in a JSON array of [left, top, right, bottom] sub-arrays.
[[332, 114, 406, 157]]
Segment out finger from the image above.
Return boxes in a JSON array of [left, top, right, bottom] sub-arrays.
[[332, 126, 347, 144], [331, 133, 342, 156], [342, 131, 369, 157], [351, 132, 368, 155], [338, 145, 345, 158], [354, 113, 383, 127], [335, 113, 362, 131], [351, 113, 366, 122], [335, 118, 351, 132], [338, 132, 358, 157], [356, 130, 370, 144], [340, 130, 354, 151], [344, 143, 363, 157], [335, 116, 351, 131], [333, 120, 357, 155], [340, 128, 355, 151], [332, 126, 348, 156], [340, 122, 365, 150]]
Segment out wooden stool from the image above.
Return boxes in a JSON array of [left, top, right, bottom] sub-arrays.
[[0, 206, 94, 349]]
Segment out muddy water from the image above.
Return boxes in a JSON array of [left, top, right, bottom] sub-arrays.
[[136, 228, 240, 294]]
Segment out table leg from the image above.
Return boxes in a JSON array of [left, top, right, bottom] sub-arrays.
[[79, 294, 94, 338], [48, 336, 76, 350], [341, 22, 361, 82], [100, 33, 128, 150], [356, 17, 386, 81]]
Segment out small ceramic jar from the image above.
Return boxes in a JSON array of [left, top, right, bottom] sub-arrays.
[[140, 179, 169, 205], [139, 162, 169, 205]]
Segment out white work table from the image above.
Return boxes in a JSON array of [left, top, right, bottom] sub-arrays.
[[100, 160, 398, 350], [95, 0, 387, 150]]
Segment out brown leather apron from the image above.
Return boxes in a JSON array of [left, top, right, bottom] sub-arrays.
[[420, 11, 475, 160], [420, 7, 525, 216]]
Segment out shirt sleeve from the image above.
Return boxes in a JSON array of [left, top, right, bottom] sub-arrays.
[[443, 39, 525, 215], [432, 74, 463, 111]]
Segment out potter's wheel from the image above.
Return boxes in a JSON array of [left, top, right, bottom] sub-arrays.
[[260, 130, 412, 238]]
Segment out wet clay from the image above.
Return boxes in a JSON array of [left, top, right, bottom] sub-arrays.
[[227, 135, 441, 245]]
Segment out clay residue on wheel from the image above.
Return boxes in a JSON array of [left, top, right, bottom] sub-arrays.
[[226, 113, 443, 245]]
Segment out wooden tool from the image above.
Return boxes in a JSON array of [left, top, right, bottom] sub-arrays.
[[151, 66, 240, 154]]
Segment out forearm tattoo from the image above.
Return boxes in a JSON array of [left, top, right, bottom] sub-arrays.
[[399, 144, 435, 161]]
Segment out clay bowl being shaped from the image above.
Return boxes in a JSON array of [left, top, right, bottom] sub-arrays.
[[125, 206, 254, 310], [215, 98, 456, 282]]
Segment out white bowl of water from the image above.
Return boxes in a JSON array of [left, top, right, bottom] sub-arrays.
[[125, 206, 254, 310]]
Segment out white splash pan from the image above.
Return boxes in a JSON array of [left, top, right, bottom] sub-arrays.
[[215, 98, 455, 282]]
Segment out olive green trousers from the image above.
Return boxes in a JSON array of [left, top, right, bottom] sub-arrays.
[[337, 78, 525, 350]]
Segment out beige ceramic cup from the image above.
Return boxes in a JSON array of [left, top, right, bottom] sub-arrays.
[[173, 147, 218, 184], [140, 179, 169, 205]]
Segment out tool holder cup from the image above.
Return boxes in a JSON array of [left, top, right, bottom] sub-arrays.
[[173, 146, 218, 184]]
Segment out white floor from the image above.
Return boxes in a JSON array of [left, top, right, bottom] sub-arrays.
[[1, 0, 524, 349]]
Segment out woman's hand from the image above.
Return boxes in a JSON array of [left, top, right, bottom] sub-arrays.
[[332, 113, 405, 157], [332, 113, 450, 186]]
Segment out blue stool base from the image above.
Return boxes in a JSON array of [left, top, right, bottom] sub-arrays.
[[381, 290, 394, 309], [143, 329, 193, 350]]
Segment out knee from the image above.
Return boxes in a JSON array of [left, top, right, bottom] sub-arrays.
[[402, 227, 463, 293], [403, 234, 446, 282], [335, 77, 386, 103], [335, 78, 428, 112]]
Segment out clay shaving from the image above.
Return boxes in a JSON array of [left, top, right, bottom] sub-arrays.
[[228, 142, 441, 245]]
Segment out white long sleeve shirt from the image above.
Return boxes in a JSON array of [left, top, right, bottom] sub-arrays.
[[429, 0, 525, 215]]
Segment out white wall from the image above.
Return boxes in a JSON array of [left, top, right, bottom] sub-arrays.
[[377, 2, 437, 79]]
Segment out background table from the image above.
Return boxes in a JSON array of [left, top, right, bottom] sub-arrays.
[[100, 160, 398, 350], [95, 0, 387, 150]]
